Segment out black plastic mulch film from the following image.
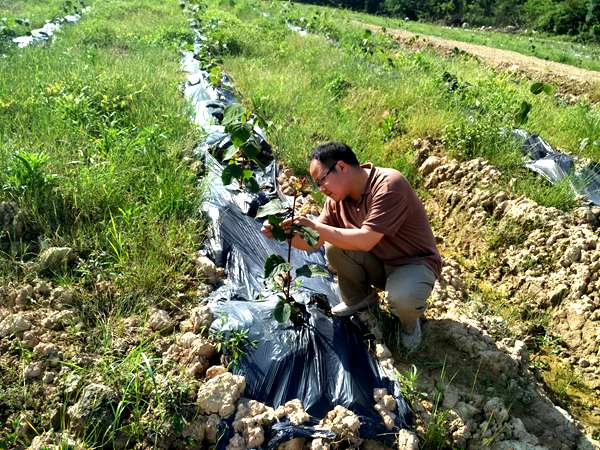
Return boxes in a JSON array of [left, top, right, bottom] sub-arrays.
[[512, 129, 600, 206], [181, 23, 413, 450]]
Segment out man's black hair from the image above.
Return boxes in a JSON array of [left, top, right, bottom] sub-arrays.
[[310, 142, 360, 167]]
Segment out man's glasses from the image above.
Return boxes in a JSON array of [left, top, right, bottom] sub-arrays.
[[314, 162, 337, 188]]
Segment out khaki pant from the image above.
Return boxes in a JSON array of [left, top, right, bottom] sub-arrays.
[[325, 243, 436, 332]]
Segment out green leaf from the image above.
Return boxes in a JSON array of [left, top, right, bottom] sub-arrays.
[[226, 122, 252, 147], [222, 145, 239, 161], [293, 225, 320, 247], [209, 66, 222, 87], [296, 264, 329, 278], [266, 262, 292, 290], [245, 176, 260, 193], [515, 101, 531, 125], [256, 198, 289, 218], [268, 215, 287, 241], [264, 254, 286, 278], [241, 136, 261, 161], [221, 162, 243, 185], [542, 84, 553, 95], [222, 104, 248, 127], [273, 300, 291, 323], [530, 82, 544, 95]]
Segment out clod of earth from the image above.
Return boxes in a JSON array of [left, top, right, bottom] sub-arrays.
[[197, 371, 246, 417], [317, 405, 361, 445], [164, 332, 216, 378], [274, 399, 310, 425], [196, 255, 226, 284], [67, 383, 119, 435], [37, 247, 76, 272], [231, 398, 278, 448], [147, 309, 174, 333]]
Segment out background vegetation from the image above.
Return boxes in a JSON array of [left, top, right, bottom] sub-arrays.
[[294, 0, 600, 43]]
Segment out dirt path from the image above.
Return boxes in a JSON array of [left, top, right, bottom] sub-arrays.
[[360, 22, 600, 98]]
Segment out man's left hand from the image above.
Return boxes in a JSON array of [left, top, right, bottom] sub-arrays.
[[294, 216, 316, 230]]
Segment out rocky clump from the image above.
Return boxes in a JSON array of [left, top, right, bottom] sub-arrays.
[[147, 309, 174, 333], [26, 431, 80, 450], [165, 331, 217, 378], [229, 399, 277, 449], [274, 399, 311, 425], [0, 313, 32, 337], [67, 383, 119, 435], [37, 247, 76, 272], [181, 303, 214, 333], [397, 429, 419, 450], [316, 405, 361, 446], [373, 388, 397, 430], [196, 255, 226, 285], [197, 370, 246, 417]]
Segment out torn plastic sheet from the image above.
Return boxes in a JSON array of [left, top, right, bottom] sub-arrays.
[[182, 31, 414, 448], [11, 7, 91, 48], [286, 23, 308, 36], [513, 128, 600, 205]]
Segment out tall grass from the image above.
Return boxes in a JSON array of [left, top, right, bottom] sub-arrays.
[[201, 0, 597, 210], [0, 0, 201, 311]]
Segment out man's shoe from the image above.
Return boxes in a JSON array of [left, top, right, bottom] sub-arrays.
[[331, 293, 378, 317], [401, 319, 422, 352]]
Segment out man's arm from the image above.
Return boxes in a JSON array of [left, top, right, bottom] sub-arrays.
[[261, 217, 383, 253], [294, 217, 383, 252]]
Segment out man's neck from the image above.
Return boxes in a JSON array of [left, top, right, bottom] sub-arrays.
[[347, 166, 371, 202]]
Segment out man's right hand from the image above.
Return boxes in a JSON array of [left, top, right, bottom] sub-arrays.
[[261, 218, 294, 240]]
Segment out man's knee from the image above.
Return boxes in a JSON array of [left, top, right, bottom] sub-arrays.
[[386, 291, 428, 315]]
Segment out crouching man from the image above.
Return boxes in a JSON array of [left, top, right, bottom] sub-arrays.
[[261, 142, 441, 350]]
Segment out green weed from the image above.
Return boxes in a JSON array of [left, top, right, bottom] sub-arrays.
[[486, 218, 529, 251], [211, 327, 256, 369]]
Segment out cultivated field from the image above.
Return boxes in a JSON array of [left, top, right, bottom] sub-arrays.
[[0, 0, 599, 448]]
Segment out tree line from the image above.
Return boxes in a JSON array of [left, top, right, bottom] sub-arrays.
[[294, 0, 600, 42]]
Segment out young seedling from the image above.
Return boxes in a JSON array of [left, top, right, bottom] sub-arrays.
[[257, 177, 327, 324], [219, 104, 270, 193]]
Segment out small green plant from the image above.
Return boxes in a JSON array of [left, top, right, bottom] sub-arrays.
[[218, 103, 270, 192], [325, 74, 351, 100], [514, 81, 554, 125], [421, 360, 455, 449], [396, 364, 427, 404], [4, 150, 57, 198], [486, 218, 528, 251], [258, 178, 327, 324], [381, 109, 407, 141], [212, 326, 257, 369]]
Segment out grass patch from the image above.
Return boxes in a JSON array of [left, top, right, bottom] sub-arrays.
[[0, 0, 201, 312], [198, 0, 599, 211]]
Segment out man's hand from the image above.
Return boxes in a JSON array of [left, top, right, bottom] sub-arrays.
[[261, 216, 323, 251], [293, 216, 316, 230], [260, 220, 274, 239], [260, 217, 296, 240], [262, 216, 315, 240]]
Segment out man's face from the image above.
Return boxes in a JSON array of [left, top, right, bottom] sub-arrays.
[[309, 159, 345, 201]]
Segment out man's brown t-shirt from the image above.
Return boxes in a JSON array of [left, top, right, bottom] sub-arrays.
[[319, 164, 442, 278]]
